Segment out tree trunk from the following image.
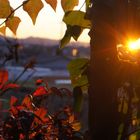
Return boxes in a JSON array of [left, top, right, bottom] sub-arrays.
[[88, 1, 128, 139]]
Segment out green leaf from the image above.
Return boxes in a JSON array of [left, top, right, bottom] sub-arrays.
[[67, 58, 89, 87], [0, 26, 6, 35], [63, 11, 91, 28], [61, 0, 79, 12], [60, 25, 83, 48], [0, 0, 12, 18], [23, 0, 44, 25], [86, 0, 91, 10], [45, 0, 57, 11], [6, 16, 21, 35], [73, 86, 83, 112], [60, 28, 71, 49], [70, 25, 83, 41]]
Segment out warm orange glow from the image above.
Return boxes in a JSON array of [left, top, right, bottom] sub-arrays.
[[127, 38, 140, 52]]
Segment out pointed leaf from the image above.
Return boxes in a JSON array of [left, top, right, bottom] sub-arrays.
[[0, 0, 11, 18], [67, 58, 89, 87], [33, 86, 48, 96], [63, 11, 91, 28], [10, 96, 18, 106], [34, 107, 48, 123], [0, 26, 6, 35], [0, 69, 8, 88], [23, 0, 44, 24], [6, 16, 21, 35], [3, 83, 19, 91], [61, 0, 79, 12], [45, 0, 57, 11]]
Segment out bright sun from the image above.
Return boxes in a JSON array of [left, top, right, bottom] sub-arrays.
[[127, 38, 140, 51]]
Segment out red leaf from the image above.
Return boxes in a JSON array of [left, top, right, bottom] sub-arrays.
[[33, 86, 48, 96], [21, 95, 33, 109], [3, 83, 19, 91], [0, 69, 8, 88], [36, 78, 43, 85], [34, 107, 49, 123], [10, 96, 18, 106]]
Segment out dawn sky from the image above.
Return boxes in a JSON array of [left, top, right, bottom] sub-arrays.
[[4, 0, 90, 43]]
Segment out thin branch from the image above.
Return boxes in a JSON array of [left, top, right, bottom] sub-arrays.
[[0, 0, 29, 27], [79, 0, 86, 11]]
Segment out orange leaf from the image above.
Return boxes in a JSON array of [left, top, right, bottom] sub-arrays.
[[23, 0, 44, 25], [10, 96, 18, 106], [45, 0, 57, 11], [34, 107, 48, 123], [22, 95, 33, 109], [0, 0, 12, 18], [6, 16, 21, 35], [0, 26, 6, 35], [0, 69, 8, 88], [61, 0, 79, 12]]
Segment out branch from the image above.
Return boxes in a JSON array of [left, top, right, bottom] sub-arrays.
[[0, 0, 29, 27]]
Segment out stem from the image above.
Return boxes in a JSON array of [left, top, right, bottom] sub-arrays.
[[79, 0, 86, 11], [13, 68, 27, 83]]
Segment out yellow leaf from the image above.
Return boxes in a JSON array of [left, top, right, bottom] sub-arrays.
[[23, 0, 44, 25], [63, 11, 91, 28], [6, 16, 21, 35], [61, 0, 79, 12], [0, 26, 6, 35], [71, 121, 81, 131], [0, 0, 11, 18], [129, 134, 136, 140], [45, 0, 57, 11]]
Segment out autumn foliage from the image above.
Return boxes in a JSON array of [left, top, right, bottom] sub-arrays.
[[0, 69, 82, 140]]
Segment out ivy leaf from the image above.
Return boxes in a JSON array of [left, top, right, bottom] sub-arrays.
[[23, 0, 44, 25], [63, 11, 91, 28], [0, 26, 6, 35], [0, 0, 12, 18], [45, 0, 57, 11], [67, 58, 89, 87], [61, 0, 79, 12], [6, 16, 21, 35]]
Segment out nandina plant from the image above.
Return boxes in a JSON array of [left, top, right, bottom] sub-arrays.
[[0, 70, 82, 140]]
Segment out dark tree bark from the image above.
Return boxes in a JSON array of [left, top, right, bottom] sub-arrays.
[[88, 0, 129, 140]]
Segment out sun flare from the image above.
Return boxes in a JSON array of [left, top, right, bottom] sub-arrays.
[[127, 38, 140, 51]]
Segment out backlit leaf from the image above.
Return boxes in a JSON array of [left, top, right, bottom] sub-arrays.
[[33, 86, 48, 96], [67, 58, 89, 87], [6, 16, 21, 35], [0, 26, 6, 35], [34, 107, 48, 123], [63, 11, 91, 28], [45, 0, 57, 11], [61, 0, 79, 12], [2, 83, 19, 91], [71, 121, 81, 131], [23, 0, 44, 24], [0, 0, 11, 18], [10, 96, 18, 106], [0, 69, 8, 88]]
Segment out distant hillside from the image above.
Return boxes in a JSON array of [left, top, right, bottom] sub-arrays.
[[19, 37, 89, 47]]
